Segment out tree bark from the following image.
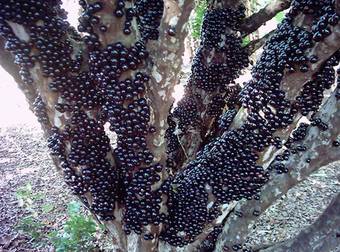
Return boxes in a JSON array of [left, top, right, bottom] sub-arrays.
[[167, 0, 249, 170], [214, 89, 340, 251], [1, 1, 340, 252], [241, 0, 292, 35]]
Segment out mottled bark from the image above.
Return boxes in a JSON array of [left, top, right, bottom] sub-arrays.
[[128, 1, 194, 251], [215, 89, 340, 251], [169, 0, 247, 170], [5, 9, 128, 252], [145, 0, 194, 174], [1, 1, 340, 252], [0, 1, 194, 251], [211, 4, 340, 251]]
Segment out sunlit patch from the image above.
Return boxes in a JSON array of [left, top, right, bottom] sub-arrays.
[[61, 0, 80, 28], [172, 83, 184, 106]]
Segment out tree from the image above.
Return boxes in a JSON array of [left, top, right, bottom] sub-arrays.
[[0, 0, 339, 251]]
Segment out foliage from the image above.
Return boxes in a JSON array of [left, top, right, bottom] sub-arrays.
[[41, 203, 55, 213], [190, 0, 208, 39], [48, 201, 97, 252], [15, 184, 98, 251], [15, 183, 44, 210], [15, 183, 46, 245], [15, 216, 45, 242], [274, 11, 285, 23], [242, 36, 251, 47]]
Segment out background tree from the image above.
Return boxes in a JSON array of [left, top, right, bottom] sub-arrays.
[[0, 0, 339, 251]]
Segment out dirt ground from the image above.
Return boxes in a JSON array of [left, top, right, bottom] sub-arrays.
[[0, 124, 74, 251], [0, 123, 339, 252]]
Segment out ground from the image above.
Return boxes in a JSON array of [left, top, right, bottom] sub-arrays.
[[0, 124, 72, 251], [0, 123, 339, 252]]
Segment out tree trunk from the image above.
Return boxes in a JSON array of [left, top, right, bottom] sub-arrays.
[[0, 0, 340, 251]]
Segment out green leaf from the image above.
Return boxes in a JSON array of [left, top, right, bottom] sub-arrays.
[[191, 0, 208, 39], [32, 193, 45, 201], [274, 11, 285, 23], [15, 216, 44, 241], [67, 201, 81, 216], [16, 183, 32, 199], [48, 200, 98, 252], [242, 36, 251, 47]]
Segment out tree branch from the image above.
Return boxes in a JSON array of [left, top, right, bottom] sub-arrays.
[[0, 38, 37, 112], [139, 1, 195, 250], [0, 1, 169, 251], [164, 2, 340, 250], [166, 0, 249, 171], [241, 0, 292, 35], [246, 30, 275, 55], [214, 89, 340, 251], [260, 193, 340, 252], [145, 0, 194, 175]]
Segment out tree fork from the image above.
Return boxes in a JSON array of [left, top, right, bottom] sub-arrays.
[[1, 1, 340, 252], [166, 0, 249, 170]]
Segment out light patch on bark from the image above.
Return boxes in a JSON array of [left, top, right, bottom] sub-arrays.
[[161, 78, 173, 88], [127, 233, 140, 252], [53, 113, 63, 128], [217, 202, 237, 223], [207, 201, 214, 209], [170, 37, 177, 44], [158, 242, 173, 252], [167, 53, 177, 61], [169, 16, 179, 27], [152, 66, 163, 83], [219, 34, 227, 47], [178, 0, 185, 8], [231, 107, 249, 128], [153, 129, 166, 147], [274, 187, 282, 197], [7, 21, 30, 42], [262, 145, 275, 164], [158, 90, 166, 100]]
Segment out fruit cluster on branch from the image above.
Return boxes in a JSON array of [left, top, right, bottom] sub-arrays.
[[0, 0, 166, 233], [0, 0, 339, 250], [161, 0, 339, 247], [166, 4, 249, 170]]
